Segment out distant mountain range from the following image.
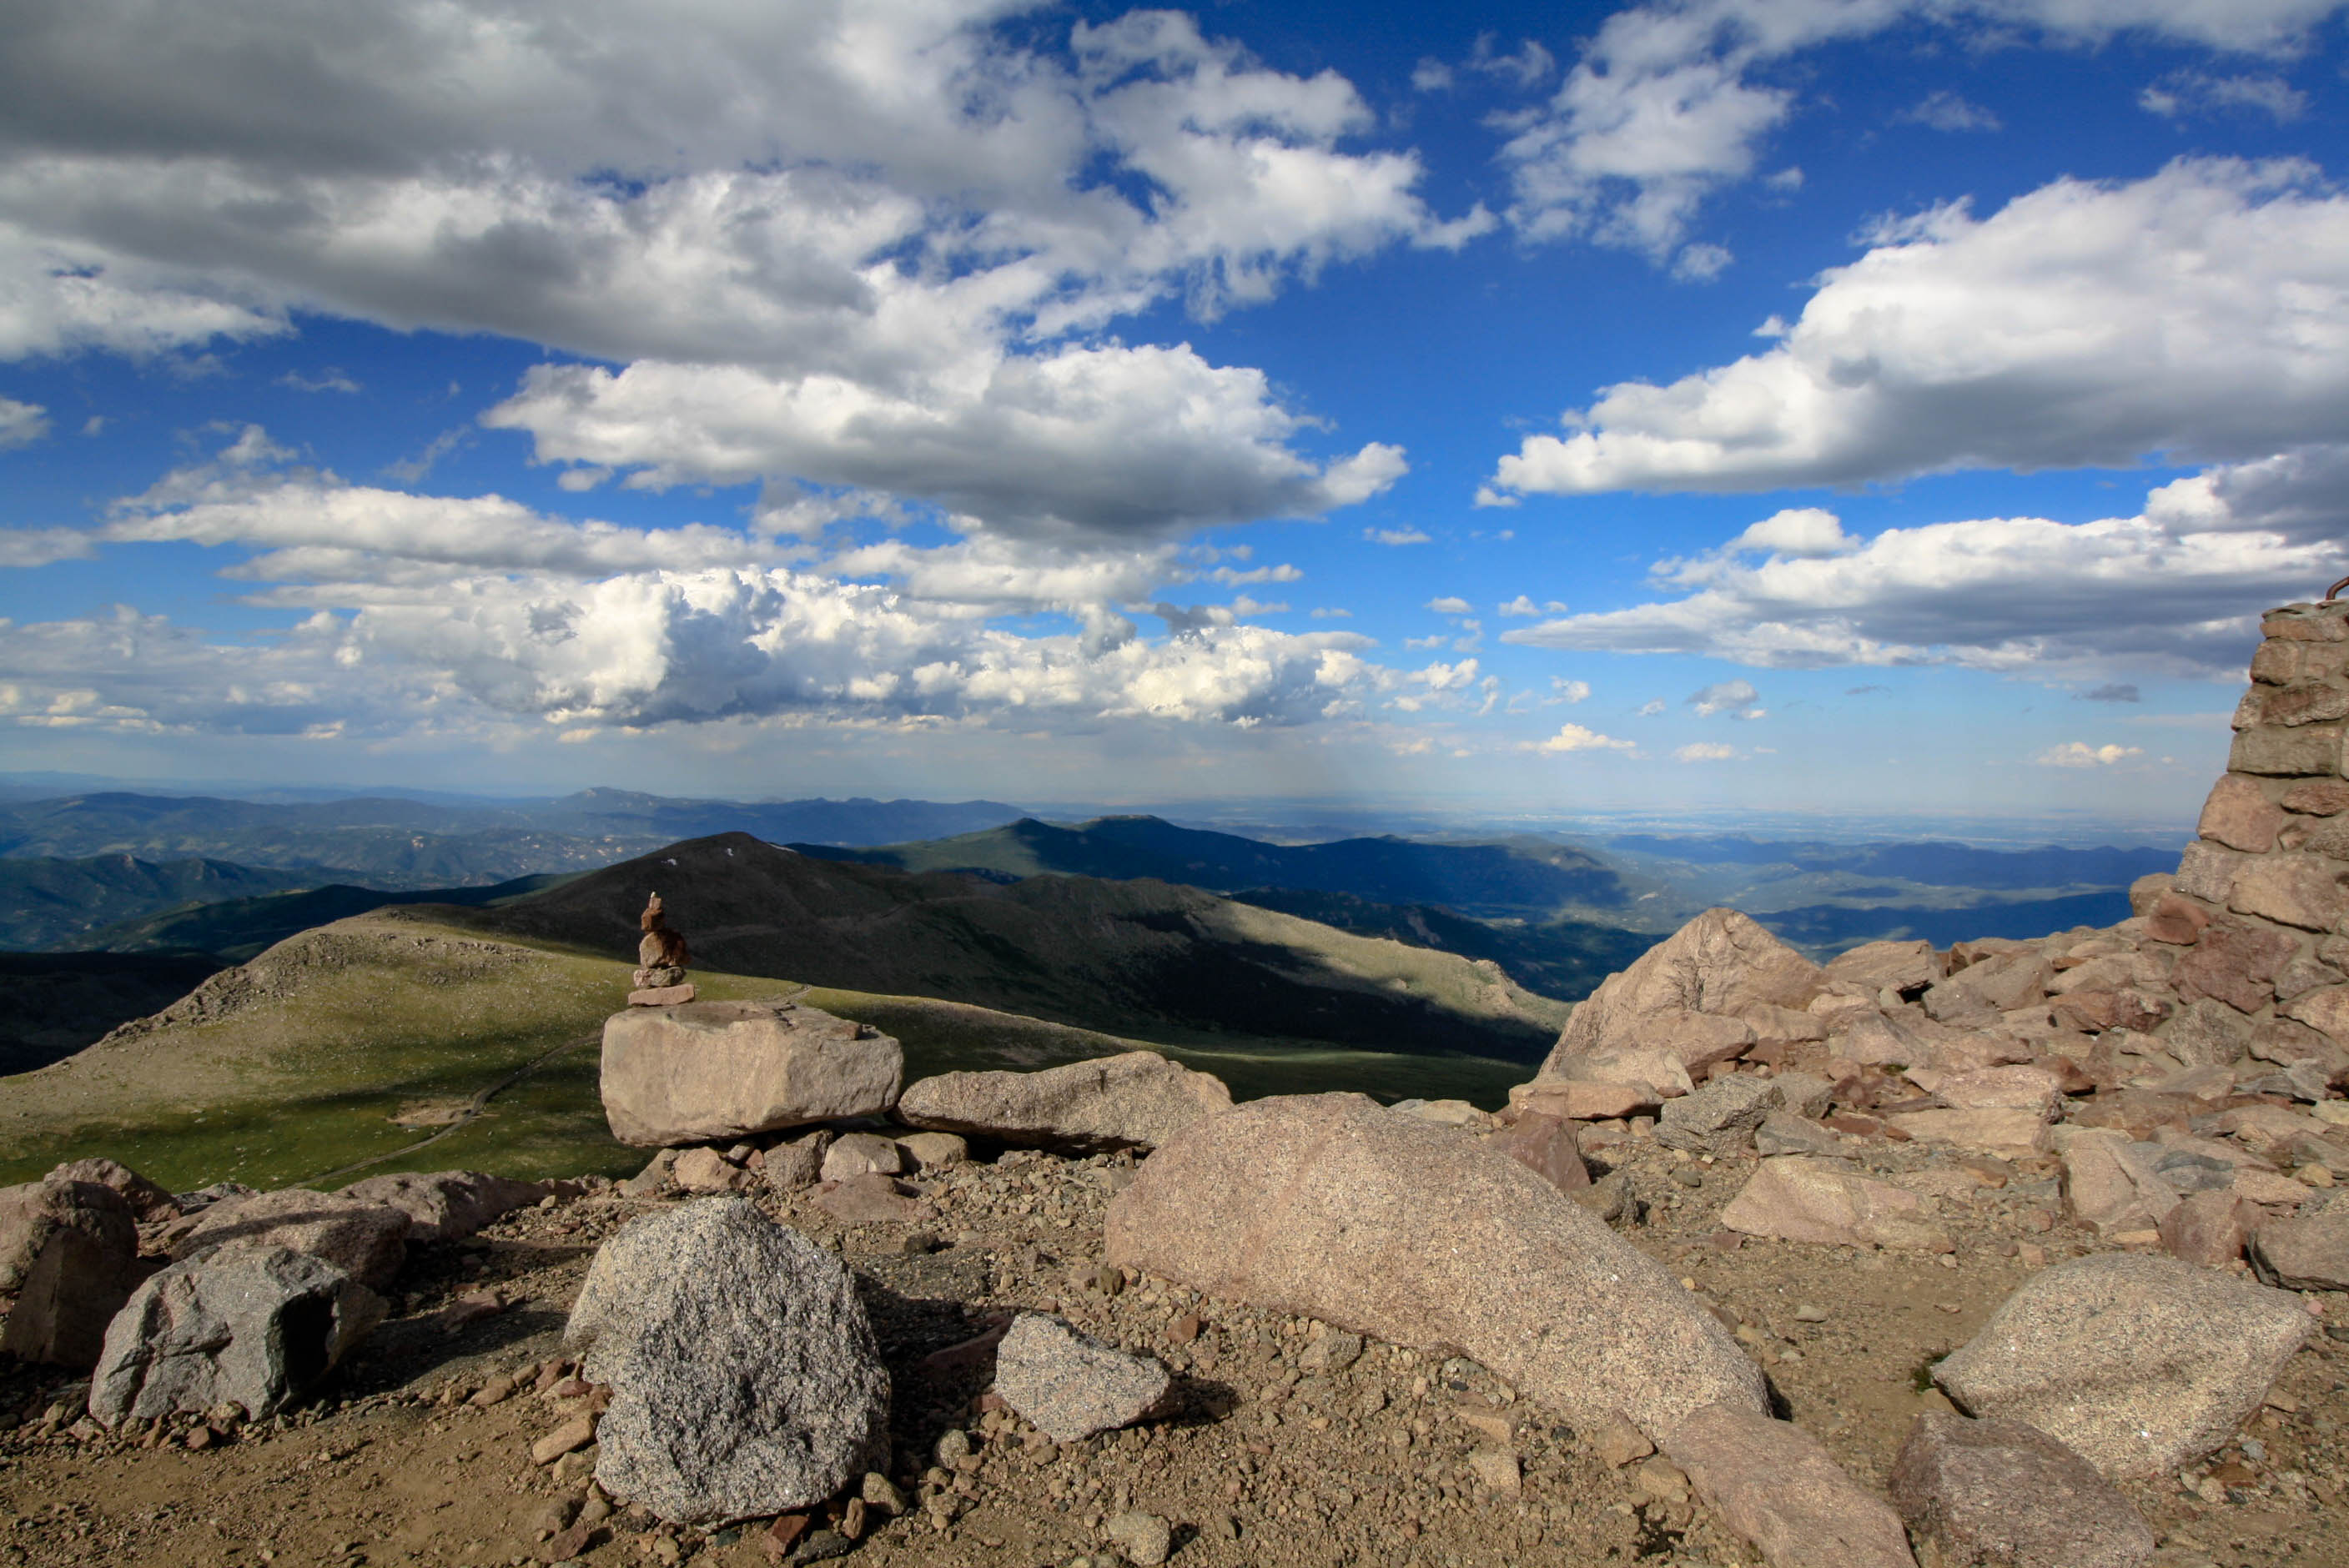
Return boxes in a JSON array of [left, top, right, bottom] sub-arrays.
[[0, 789, 1029, 887], [794, 814, 1636, 915], [1601, 834, 2179, 893]]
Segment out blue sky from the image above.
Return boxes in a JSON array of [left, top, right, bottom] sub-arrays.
[[3, 0, 2346, 827]]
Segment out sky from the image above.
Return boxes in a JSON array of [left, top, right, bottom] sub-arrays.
[[3, 0, 2346, 829]]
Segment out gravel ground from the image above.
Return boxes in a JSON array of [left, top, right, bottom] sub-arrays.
[[3, 1128, 2346, 1568]]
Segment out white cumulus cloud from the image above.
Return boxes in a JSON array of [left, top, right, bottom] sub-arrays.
[[1490, 0, 2344, 267], [1531, 721, 1636, 754], [2038, 741, 2145, 766], [0, 395, 49, 448], [1676, 741, 1737, 761], [1502, 445, 2349, 680], [1687, 678, 1763, 718], [1486, 159, 2349, 498], [0, 0, 1467, 549]]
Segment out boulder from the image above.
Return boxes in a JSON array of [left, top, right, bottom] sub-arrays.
[[1932, 1253, 2311, 1479], [1540, 909, 1820, 1078], [1508, 1078, 1657, 1121], [1605, 1009, 1758, 1075], [1104, 1093, 1766, 1439], [1549, 1046, 1695, 1099], [2247, 1206, 2349, 1289], [0, 1179, 141, 1368], [1490, 1111, 1589, 1191], [337, 1170, 546, 1242], [175, 1189, 410, 1291], [1886, 1107, 2052, 1161], [1889, 1410, 2155, 1568], [1660, 1404, 1916, 1568], [820, 1133, 905, 1182], [2056, 1129, 2180, 1239], [671, 1148, 757, 1194], [565, 1199, 890, 1525], [1924, 1064, 2064, 1117], [88, 1244, 385, 1425], [2159, 1189, 2255, 1269], [2155, 998, 2252, 1068], [897, 1132, 968, 1171], [1768, 1070, 1837, 1120], [1718, 1158, 1953, 1251], [1823, 940, 1942, 999], [1657, 1076, 1782, 1155], [1753, 1114, 1846, 1158], [762, 1129, 833, 1193], [1829, 1012, 1943, 1068], [895, 1051, 1231, 1153], [600, 1000, 903, 1148], [991, 1312, 1174, 1442], [1104, 1511, 1172, 1568], [1924, 952, 2054, 1024], [47, 1158, 179, 1221]]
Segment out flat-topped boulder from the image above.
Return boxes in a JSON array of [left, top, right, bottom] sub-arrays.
[[600, 999, 903, 1148], [895, 1050, 1230, 1153]]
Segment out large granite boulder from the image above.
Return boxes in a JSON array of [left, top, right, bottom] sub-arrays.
[[174, 1189, 410, 1291], [338, 1170, 547, 1242], [896, 1051, 1231, 1153], [1889, 1410, 2155, 1568], [565, 1198, 890, 1525], [0, 1178, 142, 1368], [88, 1244, 385, 1425], [1540, 908, 1820, 1079], [601, 1000, 903, 1147], [1104, 1093, 1766, 1439], [1932, 1253, 2310, 1478]]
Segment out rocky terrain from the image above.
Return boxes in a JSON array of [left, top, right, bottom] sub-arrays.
[[1, 1091, 2343, 1568], [5, 600, 2349, 1568]]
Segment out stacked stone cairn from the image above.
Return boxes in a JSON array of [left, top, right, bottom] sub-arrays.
[[629, 891, 695, 1006]]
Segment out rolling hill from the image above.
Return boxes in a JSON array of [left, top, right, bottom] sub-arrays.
[[432, 832, 1570, 1063]]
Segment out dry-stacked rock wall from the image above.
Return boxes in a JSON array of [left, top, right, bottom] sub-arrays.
[[2155, 600, 2349, 1085]]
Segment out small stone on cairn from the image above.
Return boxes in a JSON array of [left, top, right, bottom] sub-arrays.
[[630, 892, 697, 1007]]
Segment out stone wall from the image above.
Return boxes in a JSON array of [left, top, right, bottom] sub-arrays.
[[2141, 598, 2349, 1081]]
